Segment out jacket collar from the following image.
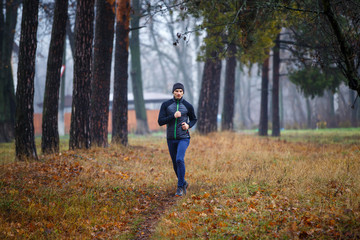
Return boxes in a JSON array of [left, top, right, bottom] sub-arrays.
[[172, 97, 184, 102]]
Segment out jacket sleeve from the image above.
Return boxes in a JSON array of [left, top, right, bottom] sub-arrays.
[[158, 101, 174, 126], [184, 101, 197, 128]]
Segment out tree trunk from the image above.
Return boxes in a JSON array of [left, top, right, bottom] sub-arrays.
[[195, 24, 202, 101], [0, 0, 3, 57], [294, 88, 306, 127], [91, 0, 115, 147], [238, 67, 247, 128], [0, 0, 19, 143], [15, 0, 39, 160], [130, 0, 149, 134], [327, 90, 336, 128], [197, 51, 222, 134], [59, 43, 66, 136], [112, 0, 130, 145], [221, 42, 236, 131], [69, 0, 95, 150], [306, 97, 312, 128], [272, 34, 280, 137], [0, 0, 4, 141], [259, 57, 269, 136], [350, 90, 358, 127], [41, 0, 68, 154], [246, 76, 253, 126], [280, 77, 284, 129]]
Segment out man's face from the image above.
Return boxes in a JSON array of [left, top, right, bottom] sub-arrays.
[[173, 89, 184, 99]]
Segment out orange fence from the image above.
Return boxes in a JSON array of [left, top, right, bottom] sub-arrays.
[[34, 110, 165, 136]]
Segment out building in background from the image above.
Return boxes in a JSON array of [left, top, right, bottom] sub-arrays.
[[34, 92, 172, 135]]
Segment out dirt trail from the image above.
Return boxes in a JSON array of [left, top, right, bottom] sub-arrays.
[[134, 190, 178, 239]]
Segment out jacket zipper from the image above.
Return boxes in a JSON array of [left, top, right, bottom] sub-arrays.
[[174, 100, 179, 139]]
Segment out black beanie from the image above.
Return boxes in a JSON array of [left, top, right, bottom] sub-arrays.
[[172, 83, 185, 93]]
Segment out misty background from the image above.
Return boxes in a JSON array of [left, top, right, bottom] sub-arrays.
[[9, 2, 359, 134]]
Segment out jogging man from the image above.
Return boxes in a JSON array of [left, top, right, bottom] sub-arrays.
[[158, 83, 197, 196]]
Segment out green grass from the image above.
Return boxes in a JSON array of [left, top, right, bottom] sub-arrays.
[[280, 128, 360, 145], [240, 128, 360, 145]]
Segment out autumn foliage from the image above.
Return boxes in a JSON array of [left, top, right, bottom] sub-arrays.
[[1, 132, 360, 239]]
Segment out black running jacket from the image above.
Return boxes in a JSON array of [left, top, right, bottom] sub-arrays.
[[158, 97, 197, 140]]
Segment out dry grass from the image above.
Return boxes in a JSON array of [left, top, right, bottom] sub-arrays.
[[1, 131, 360, 239]]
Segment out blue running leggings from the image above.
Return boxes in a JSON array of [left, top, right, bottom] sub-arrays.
[[167, 138, 190, 187]]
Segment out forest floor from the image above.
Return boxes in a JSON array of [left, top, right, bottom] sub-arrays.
[[1, 129, 360, 239]]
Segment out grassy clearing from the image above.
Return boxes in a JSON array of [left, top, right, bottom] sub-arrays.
[[1, 130, 360, 239], [280, 128, 360, 145]]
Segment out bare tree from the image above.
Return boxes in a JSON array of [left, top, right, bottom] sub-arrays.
[[41, 0, 68, 154], [112, 0, 130, 145], [221, 42, 236, 131], [91, 0, 115, 147], [272, 34, 280, 137], [0, 0, 19, 142], [259, 56, 269, 136], [197, 43, 222, 134], [69, 0, 95, 149], [130, 0, 149, 134], [15, 0, 40, 160]]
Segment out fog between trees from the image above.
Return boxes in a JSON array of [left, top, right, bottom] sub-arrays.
[[4, 0, 360, 153]]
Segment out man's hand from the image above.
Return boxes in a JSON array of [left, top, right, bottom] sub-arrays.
[[174, 111, 181, 118], [181, 122, 189, 130]]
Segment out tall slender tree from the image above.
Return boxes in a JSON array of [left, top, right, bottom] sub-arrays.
[[59, 43, 66, 136], [272, 34, 280, 137], [130, 0, 149, 134], [112, 0, 130, 145], [0, 0, 3, 58], [197, 48, 222, 134], [15, 0, 39, 160], [259, 56, 269, 136], [221, 42, 237, 131], [350, 90, 358, 127], [41, 0, 68, 154], [91, 0, 115, 147], [69, 0, 95, 149], [0, 0, 19, 143]]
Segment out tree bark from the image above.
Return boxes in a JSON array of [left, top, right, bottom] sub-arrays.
[[259, 57, 269, 136], [112, 0, 130, 145], [327, 90, 336, 128], [41, 0, 68, 154], [350, 90, 358, 127], [15, 0, 39, 160], [197, 51, 222, 134], [0, 0, 19, 143], [69, 0, 95, 149], [306, 97, 312, 128], [238, 68, 247, 127], [0, 0, 3, 57], [59, 43, 66, 136], [130, 0, 149, 134], [272, 34, 280, 137], [221, 42, 236, 131], [91, 0, 115, 147]]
